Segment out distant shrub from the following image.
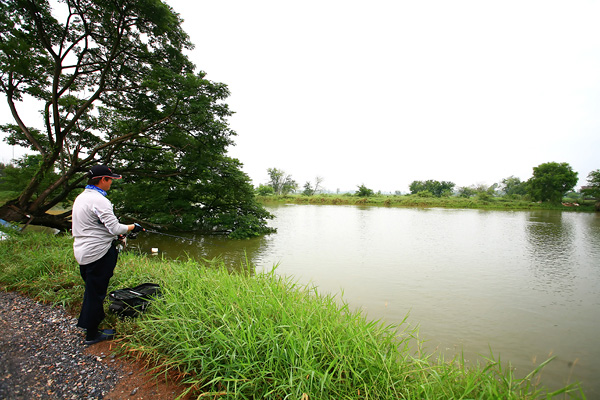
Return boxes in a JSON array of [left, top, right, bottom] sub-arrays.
[[356, 185, 374, 197], [476, 192, 492, 202], [256, 184, 275, 196]]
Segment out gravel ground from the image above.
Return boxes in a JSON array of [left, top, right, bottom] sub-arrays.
[[0, 291, 190, 399]]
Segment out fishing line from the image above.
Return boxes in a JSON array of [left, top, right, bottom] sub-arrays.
[[141, 229, 206, 245]]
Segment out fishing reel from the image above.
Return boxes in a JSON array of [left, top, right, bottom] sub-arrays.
[[117, 231, 139, 242], [126, 231, 140, 240], [115, 231, 140, 252]]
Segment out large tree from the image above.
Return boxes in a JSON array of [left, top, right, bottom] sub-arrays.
[[527, 162, 578, 204], [266, 168, 297, 195], [0, 0, 273, 237], [581, 169, 600, 210]]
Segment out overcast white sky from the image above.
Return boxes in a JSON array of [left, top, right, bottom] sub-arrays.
[[2, 1, 599, 193]]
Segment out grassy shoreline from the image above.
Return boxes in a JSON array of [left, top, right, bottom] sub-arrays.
[[0, 231, 584, 399], [257, 194, 597, 212]]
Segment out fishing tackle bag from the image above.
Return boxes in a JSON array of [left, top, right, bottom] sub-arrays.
[[108, 283, 161, 318]]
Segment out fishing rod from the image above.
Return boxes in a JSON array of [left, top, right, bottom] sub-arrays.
[[142, 229, 206, 245], [118, 229, 202, 244]]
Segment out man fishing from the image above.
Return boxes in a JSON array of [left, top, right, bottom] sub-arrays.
[[72, 165, 144, 345]]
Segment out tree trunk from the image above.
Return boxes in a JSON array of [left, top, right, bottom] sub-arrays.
[[595, 201, 600, 212], [0, 200, 71, 232]]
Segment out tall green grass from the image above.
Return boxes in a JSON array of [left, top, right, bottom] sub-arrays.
[[0, 231, 585, 399]]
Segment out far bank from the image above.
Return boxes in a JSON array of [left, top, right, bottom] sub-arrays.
[[257, 193, 598, 212]]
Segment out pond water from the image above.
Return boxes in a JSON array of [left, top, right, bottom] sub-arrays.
[[129, 205, 600, 397]]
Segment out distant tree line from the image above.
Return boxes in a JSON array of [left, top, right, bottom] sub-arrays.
[[257, 162, 600, 208], [405, 162, 580, 204]]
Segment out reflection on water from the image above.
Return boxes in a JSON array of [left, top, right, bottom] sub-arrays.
[[526, 212, 576, 294], [130, 205, 600, 398]]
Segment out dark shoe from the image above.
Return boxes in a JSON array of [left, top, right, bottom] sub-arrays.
[[84, 329, 115, 345]]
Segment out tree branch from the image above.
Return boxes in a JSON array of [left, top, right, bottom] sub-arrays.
[[3, 77, 45, 154]]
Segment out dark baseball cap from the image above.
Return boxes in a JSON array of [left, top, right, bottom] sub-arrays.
[[88, 165, 122, 179]]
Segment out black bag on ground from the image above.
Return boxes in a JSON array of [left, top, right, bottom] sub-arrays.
[[108, 283, 161, 318]]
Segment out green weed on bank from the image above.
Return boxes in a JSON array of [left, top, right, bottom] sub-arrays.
[[0, 231, 584, 399]]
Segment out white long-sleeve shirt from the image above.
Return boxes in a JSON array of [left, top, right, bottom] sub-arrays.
[[72, 188, 129, 265]]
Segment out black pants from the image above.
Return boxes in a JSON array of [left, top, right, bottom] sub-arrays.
[[77, 245, 118, 338]]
